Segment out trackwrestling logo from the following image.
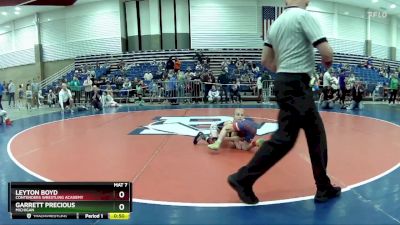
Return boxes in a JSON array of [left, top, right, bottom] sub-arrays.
[[130, 116, 278, 137]]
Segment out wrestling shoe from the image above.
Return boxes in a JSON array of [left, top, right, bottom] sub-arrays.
[[193, 132, 205, 145], [208, 140, 221, 151], [250, 139, 265, 148]]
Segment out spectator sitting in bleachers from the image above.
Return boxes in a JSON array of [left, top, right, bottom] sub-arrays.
[[166, 56, 175, 72], [221, 58, 229, 70], [122, 78, 131, 90], [251, 63, 260, 74], [195, 61, 203, 72], [115, 76, 124, 89], [236, 60, 244, 73], [365, 57, 373, 69], [174, 57, 182, 72], [208, 85, 220, 103], [118, 60, 125, 70], [194, 50, 203, 63], [47, 90, 57, 107], [144, 71, 153, 82]]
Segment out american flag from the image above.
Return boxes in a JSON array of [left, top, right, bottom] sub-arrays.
[[262, 6, 285, 41]]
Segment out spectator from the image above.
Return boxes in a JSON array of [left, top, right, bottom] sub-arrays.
[[83, 76, 93, 105], [221, 58, 229, 69], [25, 85, 33, 111], [166, 56, 175, 72], [37, 89, 45, 107], [191, 78, 202, 104], [167, 75, 177, 104], [323, 68, 333, 87], [8, 80, 16, 108], [338, 72, 347, 108], [202, 72, 215, 102], [91, 85, 102, 111], [195, 61, 203, 72], [47, 90, 57, 107], [347, 73, 356, 88], [0, 81, 4, 110], [122, 78, 132, 90], [0, 109, 7, 125], [144, 71, 153, 82], [58, 83, 74, 112], [103, 90, 120, 107], [348, 81, 364, 110], [252, 63, 260, 74], [230, 82, 241, 103], [256, 76, 263, 103], [174, 57, 181, 72], [69, 76, 81, 104], [366, 57, 373, 69], [388, 74, 399, 105], [17, 84, 24, 108], [208, 85, 221, 103], [218, 70, 230, 103], [320, 85, 338, 109], [330, 73, 339, 90], [149, 81, 159, 103], [136, 80, 145, 105], [31, 78, 40, 108], [194, 50, 203, 63]]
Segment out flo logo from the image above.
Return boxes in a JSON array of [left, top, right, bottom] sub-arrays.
[[130, 116, 278, 137]]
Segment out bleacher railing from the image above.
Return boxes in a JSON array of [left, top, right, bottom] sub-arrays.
[[40, 63, 75, 89], [65, 80, 278, 105]]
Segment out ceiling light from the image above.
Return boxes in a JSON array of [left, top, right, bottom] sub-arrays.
[[14, 11, 20, 15], [390, 4, 396, 9], [47, 18, 51, 21], [15, 7, 21, 11], [344, 11, 349, 15], [1, 12, 7, 16], [372, 0, 378, 3]]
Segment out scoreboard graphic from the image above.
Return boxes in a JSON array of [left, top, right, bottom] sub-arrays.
[[8, 182, 132, 220]]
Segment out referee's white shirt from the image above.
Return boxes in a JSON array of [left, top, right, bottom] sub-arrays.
[[265, 7, 326, 75]]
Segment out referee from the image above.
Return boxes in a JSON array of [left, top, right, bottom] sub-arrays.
[[228, 0, 341, 204]]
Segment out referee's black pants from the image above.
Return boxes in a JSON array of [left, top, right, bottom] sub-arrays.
[[235, 73, 332, 190]]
